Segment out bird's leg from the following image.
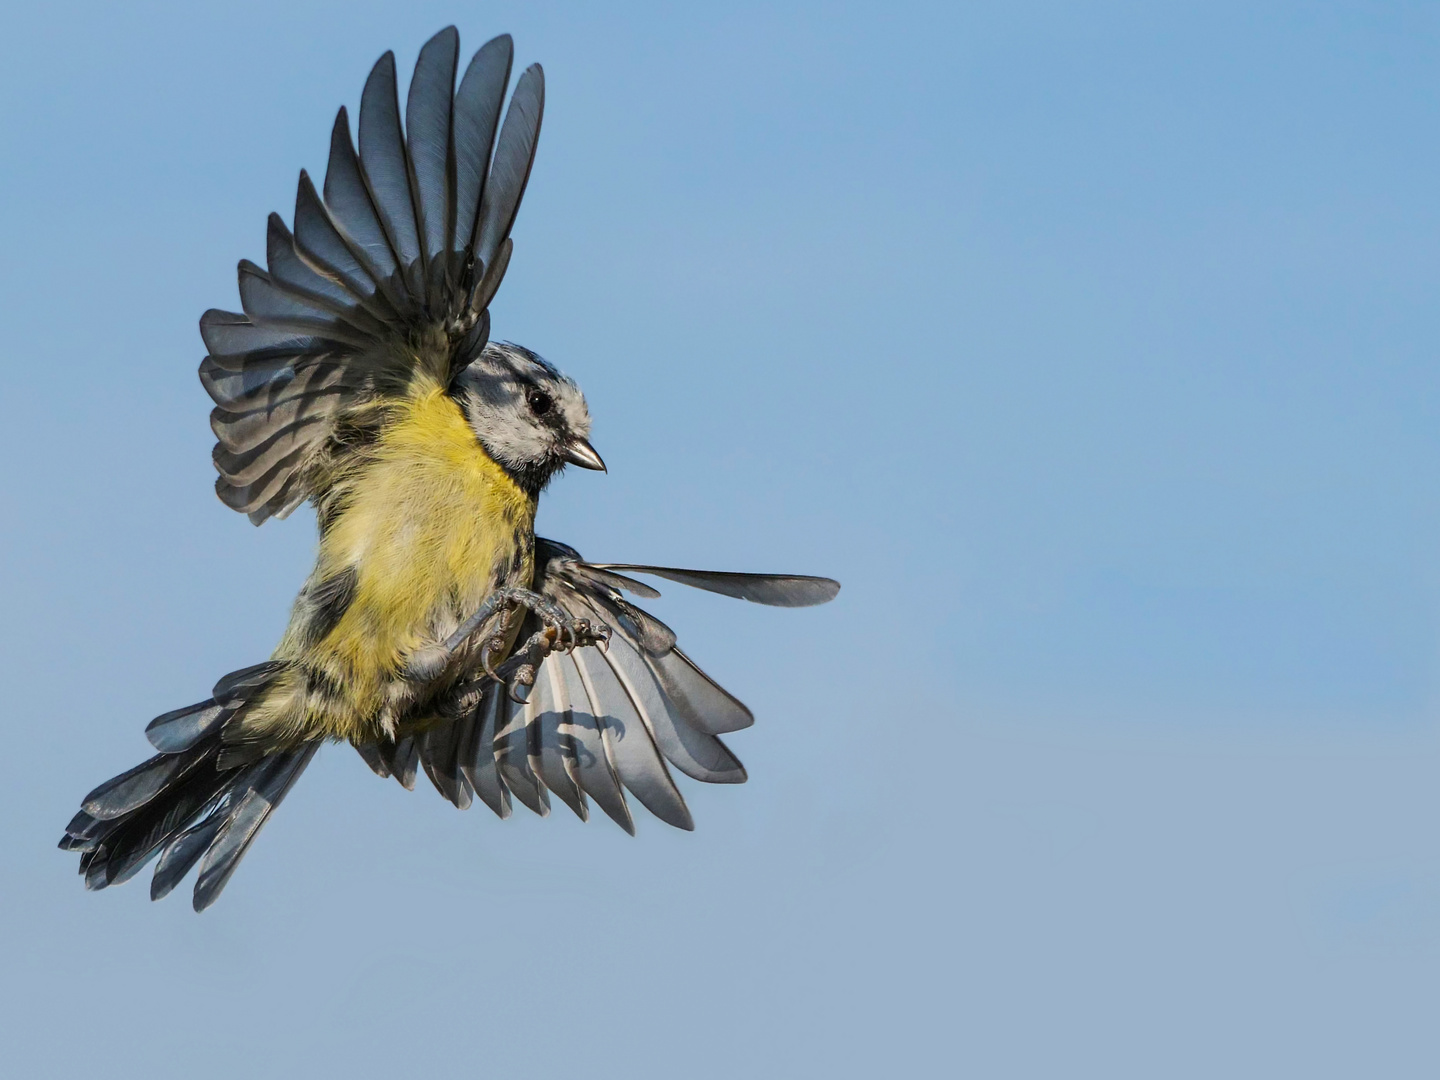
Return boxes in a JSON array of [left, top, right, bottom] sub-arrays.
[[403, 587, 608, 696], [444, 587, 582, 654], [481, 596, 611, 703]]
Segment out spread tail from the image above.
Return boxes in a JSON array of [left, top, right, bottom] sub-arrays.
[[59, 663, 318, 911]]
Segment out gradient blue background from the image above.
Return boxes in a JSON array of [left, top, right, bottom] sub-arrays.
[[2, 2, 1436, 1076]]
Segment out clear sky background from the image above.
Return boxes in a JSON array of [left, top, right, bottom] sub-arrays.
[[2, 1, 1436, 1076]]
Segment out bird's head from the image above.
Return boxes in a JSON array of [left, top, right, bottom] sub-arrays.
[[453, 341, 604, 494]]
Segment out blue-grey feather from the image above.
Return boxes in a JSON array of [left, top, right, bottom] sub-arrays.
[[452, 35, 513, 263], [358, 52, 422, 284], [146, 700, 231, 754], [322, 107, 400, 284], [473, 64, 542, 288], [595, 565, 841, 608], [405, 27, 459, 276]]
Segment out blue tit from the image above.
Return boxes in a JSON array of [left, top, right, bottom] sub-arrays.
[[61, 27, 839, 911]]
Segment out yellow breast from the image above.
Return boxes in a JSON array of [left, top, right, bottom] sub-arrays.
[[306, 382, 535, 711]]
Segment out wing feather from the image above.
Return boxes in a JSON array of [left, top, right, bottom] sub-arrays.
[[419, 716, 472, 810], [529, 652, 587, 819], [212, 428, 329, 489], [452, 35, 513, 262], [215, 444, 321, 519], [406, 27, 459, 279], [199, 310, 338, 364], [537, 565, 754, 737], [390, 735, 419, 791], [461, 683, 512, 819], [571, 646, 693, 831], [472, 64, 542, 298], [552, 652, 633, 834], [556, 588, 747, 780], [595, 565, 841, 608], [202, 362, 360, 428], [234, 262, 378, 348], [357, 51, 423, 288], [201, 32, 545, 524], [198, 351, 310, 398], [599, 629, 746, 784], [493, 690, 549, 816], [646, 647, 755, 736], [506, 536, 837, 824], [322, 107, 401, 286], [352, 740, 392, 780], [208, 382, 347, 452], [292, 173, 388, 306], [266, 213, 366, 312]]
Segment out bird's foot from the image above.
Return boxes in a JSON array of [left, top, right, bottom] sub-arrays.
[[405, 587, 605, 685], [483, 603, 610, 703]]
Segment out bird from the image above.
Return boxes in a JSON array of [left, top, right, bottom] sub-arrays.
[[59, 27, 839, 911]]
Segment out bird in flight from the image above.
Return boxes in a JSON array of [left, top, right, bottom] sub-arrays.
[[59, 27, 838, 910]]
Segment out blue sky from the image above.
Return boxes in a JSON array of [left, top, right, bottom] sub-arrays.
[[2, 2, 1437, 1076]]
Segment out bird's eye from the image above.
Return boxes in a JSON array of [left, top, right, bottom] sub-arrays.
[[527, 389, 552, 416]]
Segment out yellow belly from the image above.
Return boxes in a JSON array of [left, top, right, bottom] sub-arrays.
[[259, 382, 536, 743]]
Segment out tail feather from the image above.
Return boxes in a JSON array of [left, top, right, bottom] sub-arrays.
[[60, 663, 318, 911], [58, 810, 106, 851], [191, 744, 317, 911], [144, 698, 231, 754], [150, 818, 226, 901], [81, 749, 212, 821], [93, 751, 233, 888]]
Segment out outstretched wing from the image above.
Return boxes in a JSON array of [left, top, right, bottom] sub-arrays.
[[199, 27, 543, 524], [397, 539, 840, 832], [588, 562, 841, 607]]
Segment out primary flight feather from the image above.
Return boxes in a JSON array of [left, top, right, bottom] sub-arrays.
[[60, 27, 839, 911]]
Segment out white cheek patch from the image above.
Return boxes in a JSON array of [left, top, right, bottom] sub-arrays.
[[464, 396, 554, 470], [457, 342, 593, 472]]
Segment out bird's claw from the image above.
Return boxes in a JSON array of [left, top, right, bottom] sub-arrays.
[[480, 633, 509, 684], [515, 603, 606, 658], [433, 586, 610, 700], [493, 614, 610, 702], [507, 663, 537, 704]]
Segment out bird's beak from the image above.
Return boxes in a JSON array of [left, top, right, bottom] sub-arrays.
[[562, 437, 606, 472]]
